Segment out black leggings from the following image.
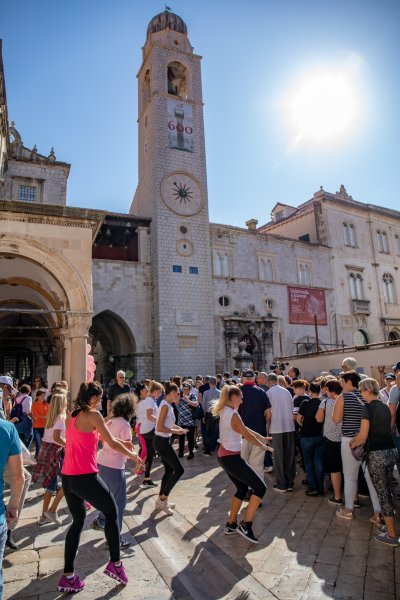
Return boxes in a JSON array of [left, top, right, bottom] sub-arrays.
[[218, 454, 266, 501], [142, 430, 155, 478], [153, 435, 184, 496], [178, 425, 195, 456], [62, 473, 120, 573]]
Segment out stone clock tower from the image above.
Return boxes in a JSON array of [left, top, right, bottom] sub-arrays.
[[130, 11, 215, 378]]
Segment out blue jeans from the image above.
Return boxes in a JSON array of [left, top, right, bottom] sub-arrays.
[[33, 428, 44, 457], [300, 436, 325, 493], [0, 518, 7, 599], [97, 465, 126, 532]]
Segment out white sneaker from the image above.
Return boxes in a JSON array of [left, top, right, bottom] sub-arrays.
[[38, 514, 51, 525], [154, 497, 173, 515], [44, 511, 62, 525]]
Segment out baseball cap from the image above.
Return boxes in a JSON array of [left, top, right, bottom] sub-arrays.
[[0, 375, 18, 395], [241, 368, 255, 378], [392, 362, 400, 372], [385, 372, 396, 380]]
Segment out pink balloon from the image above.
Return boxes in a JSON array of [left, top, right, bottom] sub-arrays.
[[86, 370, 94, 383], [87, 355, 95, 365], [86, 343, 91, 354]]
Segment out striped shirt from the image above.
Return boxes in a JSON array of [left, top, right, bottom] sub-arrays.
[[342, 389, 365, 437]]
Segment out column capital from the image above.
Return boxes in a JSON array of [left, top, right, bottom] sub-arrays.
[[66, 312, 92, 338]]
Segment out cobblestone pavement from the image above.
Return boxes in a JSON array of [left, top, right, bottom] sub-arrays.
[[3, 449, 399, 600]]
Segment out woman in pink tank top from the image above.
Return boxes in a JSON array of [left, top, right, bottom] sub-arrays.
[[57, 381, 143, 595]]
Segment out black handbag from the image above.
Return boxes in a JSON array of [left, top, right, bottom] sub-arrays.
[[191, 403, 204, 420]]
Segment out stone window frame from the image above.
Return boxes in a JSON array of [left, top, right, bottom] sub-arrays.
[[212, 248, 232, 278], [394, 233, 400, 257], [218, 295, 231, 308], [376, 229, 390, 254], [347, 269, 364, 300], [342, 221, 357, 247], [296, 259, 312, 286], [12, 177, 43, 203], [257, 253, 275, 282], [383, 272, 397, 304]]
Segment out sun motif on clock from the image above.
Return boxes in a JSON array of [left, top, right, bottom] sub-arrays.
[[161, 172, 203, 216], [172, 181, 193, 205]]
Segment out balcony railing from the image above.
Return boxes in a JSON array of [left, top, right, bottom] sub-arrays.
[[352, 299, 370, 315]]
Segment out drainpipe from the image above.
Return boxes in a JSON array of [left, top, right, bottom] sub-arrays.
[[367, 210, 385, 340]]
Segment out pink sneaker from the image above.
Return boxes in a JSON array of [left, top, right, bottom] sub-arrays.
[[104, 561, 128, 585], [57, 574, 85, 593]]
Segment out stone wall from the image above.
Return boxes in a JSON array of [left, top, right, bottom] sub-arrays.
[[211, 224, 334, 370], [92, 258, 153, 379], [4, 158, 69, 205]]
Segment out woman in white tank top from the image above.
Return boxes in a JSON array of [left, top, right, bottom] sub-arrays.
[[153, 383, 188, 515], [212, 385, 273, 544]]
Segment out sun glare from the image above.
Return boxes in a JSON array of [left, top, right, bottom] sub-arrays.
[[287, 69, 359, 145]]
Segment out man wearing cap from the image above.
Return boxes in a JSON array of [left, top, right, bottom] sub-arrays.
[[239, 369, 271, 480], [393, 362, 400, 374], [0, 376, 18, 420], [379, 373, 395, 403], [201, 377, 220, 456]]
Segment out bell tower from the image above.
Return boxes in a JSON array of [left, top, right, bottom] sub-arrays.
[[131, 11, 215, 378]]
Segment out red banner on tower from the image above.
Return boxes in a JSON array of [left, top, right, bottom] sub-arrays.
[[288, 287, 327, 325]]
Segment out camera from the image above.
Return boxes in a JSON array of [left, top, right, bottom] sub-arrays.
[[269, 361, 288, 372]]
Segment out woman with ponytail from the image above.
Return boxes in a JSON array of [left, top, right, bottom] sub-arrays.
[[213, 385, 273, 544], [57, 381, 143, 594], [153, 382, 188, 515]]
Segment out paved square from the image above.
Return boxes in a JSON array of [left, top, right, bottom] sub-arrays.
[[3, 452, 399, 599]]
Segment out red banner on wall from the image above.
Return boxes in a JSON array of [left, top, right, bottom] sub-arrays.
[[288, 287, 327, 325]]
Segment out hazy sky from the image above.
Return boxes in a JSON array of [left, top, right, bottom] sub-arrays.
[[1, 1, 399, 227]]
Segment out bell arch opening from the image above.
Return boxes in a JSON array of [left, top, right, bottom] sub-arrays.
[[167, 61, 187, 98]]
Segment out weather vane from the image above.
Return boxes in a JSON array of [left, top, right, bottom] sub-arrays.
[[165, 4, 172, 12]]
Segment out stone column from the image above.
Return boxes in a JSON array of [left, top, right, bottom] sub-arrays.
[[66, 313, 92, 401], [137, 226, 150, 263], [60, 329, 71, 386]]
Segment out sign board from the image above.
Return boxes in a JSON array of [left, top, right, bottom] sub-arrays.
[[288, 287, 327, 325], [167, 99, 194, 152], [176, 310, 199, 326]]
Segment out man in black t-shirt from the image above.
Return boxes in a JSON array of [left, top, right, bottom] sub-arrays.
[[106, 370, 131, 416], [296, 382, 324, 496], [239, 369, 271, 479]]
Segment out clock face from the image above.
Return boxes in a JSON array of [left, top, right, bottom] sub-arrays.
[[161, 172, 203, 216]]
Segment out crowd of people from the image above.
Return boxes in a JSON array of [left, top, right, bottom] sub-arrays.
[[0, 356, 399, 595]]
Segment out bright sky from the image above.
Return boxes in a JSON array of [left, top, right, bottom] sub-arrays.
[[1, 1, 399, 227]]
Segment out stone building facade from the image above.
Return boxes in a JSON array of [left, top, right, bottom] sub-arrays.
[[0, 11, 398, 386], [260, 185, 400, 348]]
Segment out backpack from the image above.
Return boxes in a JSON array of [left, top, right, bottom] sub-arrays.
[[10, 396, 25, 423]]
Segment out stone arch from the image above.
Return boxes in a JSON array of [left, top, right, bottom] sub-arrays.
[[0, 234, 91, 313], [89, 310, 136, 383], [141, 68, 151, 110], [388, 328, 400, 341]]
